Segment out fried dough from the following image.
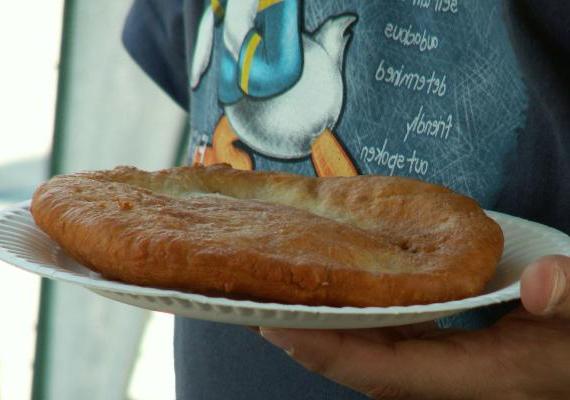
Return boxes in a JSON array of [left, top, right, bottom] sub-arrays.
[[30, 165, 503, 307]]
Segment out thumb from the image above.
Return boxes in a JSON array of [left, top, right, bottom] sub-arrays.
[[521, 255, 570, 318]]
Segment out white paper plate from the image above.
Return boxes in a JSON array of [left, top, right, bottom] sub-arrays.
[[1, 201, 569, 329]]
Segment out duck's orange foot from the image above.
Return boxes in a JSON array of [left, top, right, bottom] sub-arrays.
[[311, 129, 358, 177], [192, 116, 253, 170], [192, 145, 217, 167]]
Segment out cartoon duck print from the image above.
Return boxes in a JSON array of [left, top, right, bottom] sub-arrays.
[[191, 0, 358, 177]]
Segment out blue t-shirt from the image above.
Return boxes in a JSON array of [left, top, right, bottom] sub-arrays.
[[123, 1, 570, 398]]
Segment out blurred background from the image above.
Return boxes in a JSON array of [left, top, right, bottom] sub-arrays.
[[0, 1, 188, 399]]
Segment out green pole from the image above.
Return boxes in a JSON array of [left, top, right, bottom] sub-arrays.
[[31, 1, 76, 398]]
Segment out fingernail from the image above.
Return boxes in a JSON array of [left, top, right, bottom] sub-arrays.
[[260, 328, 294, 355], [544, 264, 567, 314]]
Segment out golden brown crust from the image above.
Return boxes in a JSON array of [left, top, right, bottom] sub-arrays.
[[30, 165, 503, 307]]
